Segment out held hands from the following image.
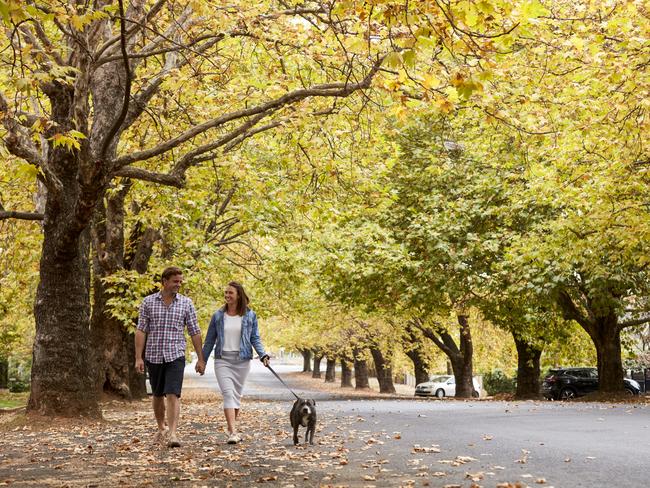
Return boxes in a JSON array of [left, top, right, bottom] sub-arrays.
[[195, 359, 206, 375], [261, 355, 270, 367]]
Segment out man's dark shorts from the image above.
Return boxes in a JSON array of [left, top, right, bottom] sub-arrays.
[[146, 357, 185, 397]]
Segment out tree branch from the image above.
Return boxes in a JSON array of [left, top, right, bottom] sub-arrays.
[[94, 0, 168, 60], [121, 35, 224, 132], [99, 0, 133, 160], [112, 56, 384, 168], [112, 115, 286, 188], [94, 33, 225, 66], [112, 166, 184, 187], [619, 316, 650, 329], [0, 210, 44, 221]]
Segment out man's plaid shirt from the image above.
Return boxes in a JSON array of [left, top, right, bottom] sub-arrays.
[[137, 292, 200, 364]]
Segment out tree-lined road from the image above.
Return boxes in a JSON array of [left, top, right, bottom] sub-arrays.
[[187, 360, 650, 487]]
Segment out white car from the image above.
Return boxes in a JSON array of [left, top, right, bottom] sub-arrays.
[[415, 375, 481, 398]]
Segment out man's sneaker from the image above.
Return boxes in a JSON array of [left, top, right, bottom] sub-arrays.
[[227, 433, 241, 444]]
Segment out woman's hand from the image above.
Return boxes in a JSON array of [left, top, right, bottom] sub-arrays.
[[261, 355, 270, 367]]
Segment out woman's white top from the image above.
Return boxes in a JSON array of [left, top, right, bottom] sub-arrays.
[[223, 313, 242, 352]]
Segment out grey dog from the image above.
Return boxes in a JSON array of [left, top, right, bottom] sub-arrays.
[[290, 398, 317, 445]]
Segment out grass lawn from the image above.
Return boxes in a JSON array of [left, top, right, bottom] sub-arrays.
[[0, 390, 28, 409]]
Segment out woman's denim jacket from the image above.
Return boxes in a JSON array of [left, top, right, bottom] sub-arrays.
[[202, 308, 267, 361]]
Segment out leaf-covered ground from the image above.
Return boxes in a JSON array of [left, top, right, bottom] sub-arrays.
[[0, 388, 536, 488]]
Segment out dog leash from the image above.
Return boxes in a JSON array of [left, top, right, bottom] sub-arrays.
[[265, 364, 301, 401]]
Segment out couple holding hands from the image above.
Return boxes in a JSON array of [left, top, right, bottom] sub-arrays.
[[134, 266, 269, 447]]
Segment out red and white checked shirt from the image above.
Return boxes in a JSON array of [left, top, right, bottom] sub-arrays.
[[137, 292, 200, 364]]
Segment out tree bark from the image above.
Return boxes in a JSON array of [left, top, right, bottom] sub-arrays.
[[451, 315, 474, 397], [325, 356, 336, 383], [312, 353, 323, 379], [300, 349, 312, 373], [557, 291, 625, 393], [417, 315, 474, 398], [403, 322, 430, 385], [29, 215, 100, 416], [592, 318, 625, 392], [90, 194, 131, 398], [353, 348, 370, 390], [90, 184, 156, 400], [340, 358, 353, 388], [0, 358, 8, 389], [369, 347, 396, 394], [513, 334, 543, 399]]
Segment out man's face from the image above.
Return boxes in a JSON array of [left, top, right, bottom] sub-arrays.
[[162, 274, 183, 294]]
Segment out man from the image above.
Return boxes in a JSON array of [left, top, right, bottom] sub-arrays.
[[135, 266, 206, 448]]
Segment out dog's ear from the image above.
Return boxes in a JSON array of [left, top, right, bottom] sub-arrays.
[[312, 400, 316, 406]]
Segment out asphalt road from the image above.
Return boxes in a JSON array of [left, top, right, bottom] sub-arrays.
[[185, 359, 650, 487]]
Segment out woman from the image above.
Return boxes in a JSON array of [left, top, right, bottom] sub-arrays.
[[199, 281, 270, 444]]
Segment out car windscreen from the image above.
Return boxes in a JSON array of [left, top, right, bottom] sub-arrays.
[[430, 376, 451, 382]]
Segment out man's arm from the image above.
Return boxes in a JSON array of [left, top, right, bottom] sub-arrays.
[[134, 329, 147, 373], [191, 332, 206, 375], [185, 300, 206, 374], [135, 299, 150, 373]]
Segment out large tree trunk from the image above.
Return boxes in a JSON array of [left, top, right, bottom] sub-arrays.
[[312, 352, 323, 379], [417, 315, 474, 398], [90, 189, 154, 400], [300, 349, 312, 373], [353, 348, 370, 390], [91, 195, 130, 398], [340, 358, 353, 387], [28, 79, 104, 415], [451, 315, 474, 398], [557, 292, 625, 393], [406, 351, 429, 385], [403, 322, 430, 385], [591, 317, 625, 393], [325, 357, 336, 383], [29, 217, 99, 416], [513, 334, 543, 399], [369, 346, 396, 394]]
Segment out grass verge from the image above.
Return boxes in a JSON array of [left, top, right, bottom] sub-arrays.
[[0, 390, 28, 409]]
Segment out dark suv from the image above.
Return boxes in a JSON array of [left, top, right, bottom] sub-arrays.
[[542, 367, 641, 400]]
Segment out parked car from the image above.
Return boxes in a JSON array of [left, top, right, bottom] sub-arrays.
[[415, 375, 481, 398], [542, 367, 641, 400]]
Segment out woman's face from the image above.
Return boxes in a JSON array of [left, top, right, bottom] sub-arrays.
[[224, 285, 238, 307]]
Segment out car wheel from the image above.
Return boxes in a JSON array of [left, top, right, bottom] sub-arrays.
[[559, 387, 576, 400], [472, 390, 479, 398], [435, 389, 445, 398], [624, 387, 637, 396]]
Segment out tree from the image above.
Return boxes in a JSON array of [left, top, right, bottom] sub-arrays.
[[0, 0, 384, 415], [0, 0, 544, 414]]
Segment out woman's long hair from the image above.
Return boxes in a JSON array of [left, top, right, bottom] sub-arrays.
[[223, 281, 249, 316]]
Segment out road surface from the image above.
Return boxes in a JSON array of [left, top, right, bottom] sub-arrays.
[[185, 359, 650, 487]]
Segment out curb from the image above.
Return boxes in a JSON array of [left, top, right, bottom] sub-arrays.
[[0, 406, 26, 415]]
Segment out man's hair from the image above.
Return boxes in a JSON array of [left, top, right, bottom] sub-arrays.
[[161, 266, 183, 282], [223, 281, 249, 316]]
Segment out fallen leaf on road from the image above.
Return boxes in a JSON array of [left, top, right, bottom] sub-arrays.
[[412, 445, 441, 453]]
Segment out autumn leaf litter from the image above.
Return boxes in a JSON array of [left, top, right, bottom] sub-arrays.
[[0, 395, 549, 487]]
